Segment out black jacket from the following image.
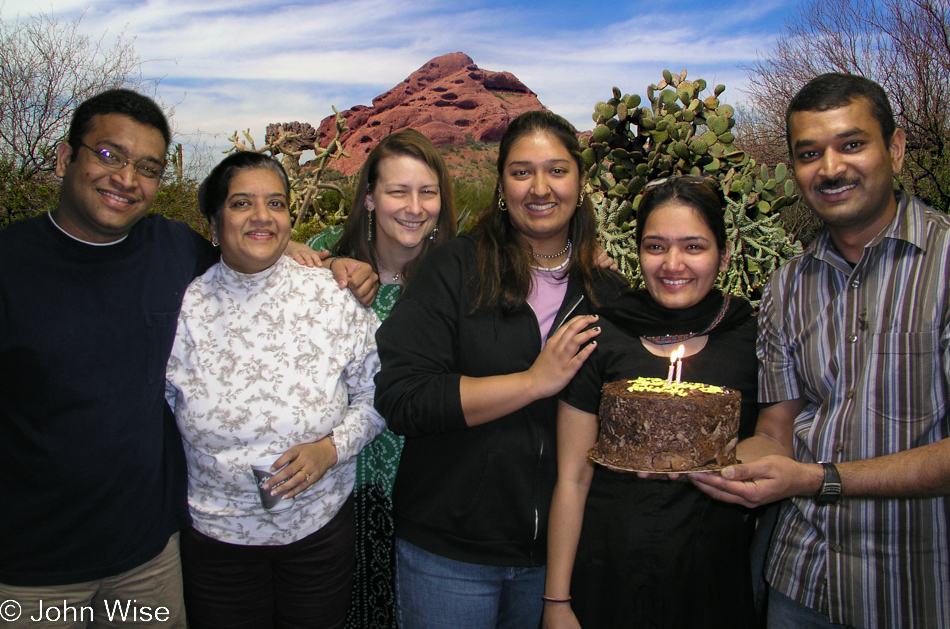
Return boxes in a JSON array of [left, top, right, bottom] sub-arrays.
[[374, 235, 626, 566]]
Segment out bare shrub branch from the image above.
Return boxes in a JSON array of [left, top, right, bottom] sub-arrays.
[[739, 0, 950, 211], [0, 11, 156, 180]]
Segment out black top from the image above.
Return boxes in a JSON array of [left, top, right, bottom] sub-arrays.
[[0, 214, 216, 585], [559, 289, 758, 629], [375, 235, 626, 567]]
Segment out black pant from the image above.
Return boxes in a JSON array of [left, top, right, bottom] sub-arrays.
[[181, 496, 355, 629]]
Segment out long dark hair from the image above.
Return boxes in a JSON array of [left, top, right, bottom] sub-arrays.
[[470, 110, 604, 313], [333, 128, 456, 284]]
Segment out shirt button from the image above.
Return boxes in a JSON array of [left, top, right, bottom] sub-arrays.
[[851, 279, 860, 288], [835, 443, 844, 453], [846, 391, 855, 400], [848, 334, 858, 343], [832, 544, 843, 552]]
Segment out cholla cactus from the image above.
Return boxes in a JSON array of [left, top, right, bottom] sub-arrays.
[[587, 70, 802, 303], [227, 108, 350, 232], [594, 196, 639, 284]]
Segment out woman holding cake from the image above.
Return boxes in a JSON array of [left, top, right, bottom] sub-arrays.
[[374, 111, 626, 629], [543, 176, 758, 629]]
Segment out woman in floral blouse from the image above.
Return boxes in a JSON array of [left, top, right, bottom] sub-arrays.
[[165, 151, 385, 629]]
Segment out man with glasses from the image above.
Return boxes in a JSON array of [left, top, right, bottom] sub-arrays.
[[694, 73, 950, 628], [0, 89, 373, 627]]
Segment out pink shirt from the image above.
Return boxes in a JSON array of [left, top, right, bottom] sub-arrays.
[[527, 269, 569, 347]]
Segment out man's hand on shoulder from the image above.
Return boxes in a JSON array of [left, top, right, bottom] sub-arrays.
[[282, 242, 378, 307], [285, 240, 330, 267]]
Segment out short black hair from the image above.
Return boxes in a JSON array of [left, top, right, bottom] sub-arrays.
[[786, 73, 896, 151], [198, 151, 290, 227], [68, 89, 171, 158]]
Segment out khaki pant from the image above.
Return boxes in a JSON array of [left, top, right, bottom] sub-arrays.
[[0, 533, 185, 628]]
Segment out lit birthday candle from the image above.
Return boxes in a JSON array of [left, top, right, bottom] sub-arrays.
[[675, 345, 685, 384], [666, 349, 676, 387]]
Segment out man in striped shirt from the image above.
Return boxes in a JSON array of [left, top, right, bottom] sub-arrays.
[[694, 73, 950, 628]]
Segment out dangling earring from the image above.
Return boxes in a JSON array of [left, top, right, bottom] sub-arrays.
[[498, 197, 508, 212], [211, 234, 219, 247], [367, 210, 374, 242], [577, 191, 585, 208], [428, 225, 439, 241]]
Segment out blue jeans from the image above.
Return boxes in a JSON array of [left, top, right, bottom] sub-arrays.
[[768, 586, 852, 629], [396, 539, 544, 629]]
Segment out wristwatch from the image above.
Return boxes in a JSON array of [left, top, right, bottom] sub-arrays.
[[815, 462, 842, 506]]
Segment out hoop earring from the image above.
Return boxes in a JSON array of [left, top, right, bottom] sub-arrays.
[[367, 211, 374, 242], [498, 197, 508, 212], [428, 226, 439, 241], [211, 234, 219, 247]]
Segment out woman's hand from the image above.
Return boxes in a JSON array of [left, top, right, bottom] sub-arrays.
[[261, 437, 339, 500], [525, 314, 601, 399], [542, 602, 582, 629], [594, 246, 619, 271], [458, 315, 601, 427], [328, 257, 379, 307], [635, 471, 687, 481]]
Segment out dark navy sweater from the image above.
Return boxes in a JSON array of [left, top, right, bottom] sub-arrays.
[[0, 214, 216, 585]]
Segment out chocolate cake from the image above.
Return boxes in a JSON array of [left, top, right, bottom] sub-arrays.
[[590, 377, 740, 473]]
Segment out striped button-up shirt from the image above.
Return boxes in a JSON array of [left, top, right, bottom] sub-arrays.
[[758, 194, 950, 629]]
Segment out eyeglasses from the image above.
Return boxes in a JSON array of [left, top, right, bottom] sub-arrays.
[[80, 143, 166, 179]]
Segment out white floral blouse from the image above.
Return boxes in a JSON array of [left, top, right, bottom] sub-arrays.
[[165, 255, 384, 545]]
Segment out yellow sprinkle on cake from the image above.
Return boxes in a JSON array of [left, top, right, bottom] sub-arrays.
[[624, 377, 724, 397]]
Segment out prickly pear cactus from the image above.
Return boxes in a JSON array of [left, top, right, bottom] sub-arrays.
[[587, 70, 802, 303]]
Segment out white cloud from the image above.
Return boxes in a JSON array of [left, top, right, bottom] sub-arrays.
[[2, 0, 791, 165]]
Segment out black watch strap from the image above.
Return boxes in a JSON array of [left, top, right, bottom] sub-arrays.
[[816, 462, 842, 506]]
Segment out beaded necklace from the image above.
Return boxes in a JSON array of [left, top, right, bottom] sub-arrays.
[[640, 296, 732, 345], [529, 239, 571, 259]]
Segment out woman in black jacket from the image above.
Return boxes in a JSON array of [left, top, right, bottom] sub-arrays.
[[374, 111, 626, 629]]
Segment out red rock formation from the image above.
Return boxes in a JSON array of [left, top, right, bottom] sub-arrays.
[[315, 52, 547, 175]]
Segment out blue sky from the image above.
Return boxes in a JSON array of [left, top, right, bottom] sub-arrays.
[[3, 0, 800, 163]]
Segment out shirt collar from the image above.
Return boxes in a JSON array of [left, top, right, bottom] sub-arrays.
[[808, 192, 924, 268]]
